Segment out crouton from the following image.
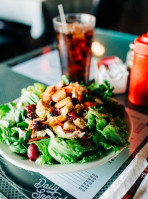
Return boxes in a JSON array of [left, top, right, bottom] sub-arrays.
[[48, 106, 54, 114], [63, 121, 76, 131], [75, 104, 84, 114], [55, 97, 72, 109], [73, 118, 87, 130], [48, 115, 67, 126], [51, 89, 66, 102], [36, 99, 49, 112], [42, 86, 56, 103], [60, 102, 74, 115]]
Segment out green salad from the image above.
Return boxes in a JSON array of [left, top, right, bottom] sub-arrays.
[[0, 77, 129, 165]]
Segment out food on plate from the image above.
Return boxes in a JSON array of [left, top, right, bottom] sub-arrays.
[[0, 76, 130, 165]]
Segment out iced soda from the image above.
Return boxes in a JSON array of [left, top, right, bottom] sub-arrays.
[[53, 14, 96, 84]]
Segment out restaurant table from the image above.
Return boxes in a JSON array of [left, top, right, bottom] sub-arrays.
[[0, 28, 148, 199]]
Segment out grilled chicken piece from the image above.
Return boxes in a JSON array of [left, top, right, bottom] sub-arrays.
[[73, 118, 87, 130], [51, 89, 66, 102], [48, 115, 67, 126], [63, 121, 76, 131], [55, 97, 72, 109], [60, 102, 74, 115], [42, 86, 56, 103], [75, 104, 84, 114], [36, 99, 49, 112]]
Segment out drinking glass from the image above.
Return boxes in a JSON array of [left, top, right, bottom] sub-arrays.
[[53, 13, 96, 84]]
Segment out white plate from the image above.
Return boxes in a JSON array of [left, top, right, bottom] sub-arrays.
[[0, 109, 132, 174]]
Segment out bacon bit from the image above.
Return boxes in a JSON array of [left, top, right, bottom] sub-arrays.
[[58, 122, 64, 127], [29, 136, 49, 142]]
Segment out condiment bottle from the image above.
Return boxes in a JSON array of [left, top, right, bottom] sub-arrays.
[[128, 33, 148, 106]]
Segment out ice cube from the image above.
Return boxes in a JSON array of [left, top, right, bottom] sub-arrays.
[[72, 22, 84, 34]]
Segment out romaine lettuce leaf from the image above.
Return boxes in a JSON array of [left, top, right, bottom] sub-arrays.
[[96, 118, 107, 131], [21, 83, 46, 105], [27, 83, 46, 98], [87, 80, 114, 101], [87, 107, 129, 153], [87, 108, 109, 132], [15, 107, 27, 123], [87, 112, 96, 130], [0, 102, 27, 128], [102, 124, 128, 145], [17, 121, 28, 130], [93, 130, 121, 153], [0, 102, 16, 126], [11, 127, 30, 142], [48, 137, 94, 164], [33, 138, 52, 165], [0, 126, 31, 154], [78, 148, 111, 163], [0, 127, 3, 142]]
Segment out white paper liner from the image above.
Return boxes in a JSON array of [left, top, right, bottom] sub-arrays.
[[100, 143, 148, 199]]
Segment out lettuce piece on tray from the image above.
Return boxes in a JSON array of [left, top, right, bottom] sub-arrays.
[[21, 83, 46, 105]]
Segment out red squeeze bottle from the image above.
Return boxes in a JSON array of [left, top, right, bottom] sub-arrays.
[[128, 33, 148, 106]]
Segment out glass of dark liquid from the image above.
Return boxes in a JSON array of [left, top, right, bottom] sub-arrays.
[[53, 14, 96, 84]]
